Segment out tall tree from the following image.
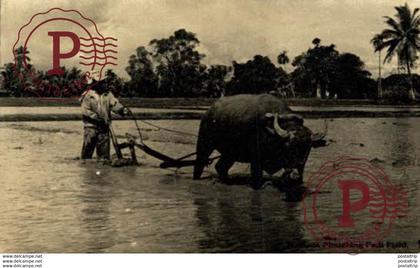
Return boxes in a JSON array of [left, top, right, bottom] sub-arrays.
[[149, 29, 206, 97], [277, 50, 290, 66], [228, 55, 286, 95], [371, 34, 384, 98], [291, 39, 339, 98], [277, 50, 295, 97], [374, 3, 420, 101], [312, 37, 321, 47], [203, 65, 231, 97], [105, 69, 124, 96], [125, 46, 158, 97], [330, 53, 375, 99]]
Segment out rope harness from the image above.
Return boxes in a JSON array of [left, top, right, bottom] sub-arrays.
[[122, 108, 219, 168]]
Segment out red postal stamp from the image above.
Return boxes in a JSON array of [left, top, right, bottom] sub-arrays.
[[12, 7, 117, 98], [302, 156, 408, 250]]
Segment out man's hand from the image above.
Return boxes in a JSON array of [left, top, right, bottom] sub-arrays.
[[122, 107, 132, 116], [96, 118, 108, 128]]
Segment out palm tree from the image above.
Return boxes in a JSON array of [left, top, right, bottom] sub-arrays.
[[312, 37, 321, 48], [371, 34, 384, 99], [15, 46, 31, 71], [375, 3, 420, 101], [277, 50, 290, 66]]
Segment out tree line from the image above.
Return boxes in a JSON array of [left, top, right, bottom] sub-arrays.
[[96, 31, 380, 99], [1, 3, 419, 102]]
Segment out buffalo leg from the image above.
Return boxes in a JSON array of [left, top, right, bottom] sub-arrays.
[[251, 117, 264, 190], [250, 160, 264, 190], [193, 138, 213, 180], [215, 155, 235, 182], [297, 146, 312, 184]]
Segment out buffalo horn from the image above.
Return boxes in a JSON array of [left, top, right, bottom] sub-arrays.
[[273, 113, 290, 138]]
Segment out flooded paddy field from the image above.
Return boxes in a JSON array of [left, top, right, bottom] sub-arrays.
[[0, 118, 419, 253]]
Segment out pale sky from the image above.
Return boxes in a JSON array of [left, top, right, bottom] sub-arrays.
[[1, 0, 420, 79]]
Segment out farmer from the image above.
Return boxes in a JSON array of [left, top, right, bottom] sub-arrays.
[[80, 80, 130, 160]]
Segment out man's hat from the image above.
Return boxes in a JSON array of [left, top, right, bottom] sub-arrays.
[[89, 79, 107, 92]]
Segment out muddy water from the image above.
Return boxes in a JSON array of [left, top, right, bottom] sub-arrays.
[[0, 118, 418, 253]]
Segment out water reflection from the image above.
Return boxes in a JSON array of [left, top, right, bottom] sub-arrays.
[[1, 119, 419, 252], [194, 190, 307, 252], [387, 118, 416, 167], [79, 165, 117, 252]]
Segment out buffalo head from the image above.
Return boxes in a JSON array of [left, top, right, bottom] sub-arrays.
[[263, 112, 328, 184]]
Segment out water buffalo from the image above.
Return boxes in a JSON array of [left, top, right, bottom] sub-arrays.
[[193, 94, 326, 189]]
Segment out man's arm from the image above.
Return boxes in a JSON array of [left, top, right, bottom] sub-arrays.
[[82, 97, 98, 119], [81, 96, 105, 125], [109, 92, 128, 115]]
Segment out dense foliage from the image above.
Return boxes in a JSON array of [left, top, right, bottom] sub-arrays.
[[371, 3, 420, 101], [2, 4, 420, 102]]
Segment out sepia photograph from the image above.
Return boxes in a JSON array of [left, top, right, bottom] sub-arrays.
[[0, 0, 419, 264]]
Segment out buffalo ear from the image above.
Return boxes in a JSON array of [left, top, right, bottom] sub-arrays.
[[279, 114, 304, 126], [310, 120, 328, 146], [311, 139, 327, 148]]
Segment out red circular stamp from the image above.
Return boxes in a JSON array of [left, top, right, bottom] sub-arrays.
[[12, 7, 118, 99], [302, 156, 408, 250]]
